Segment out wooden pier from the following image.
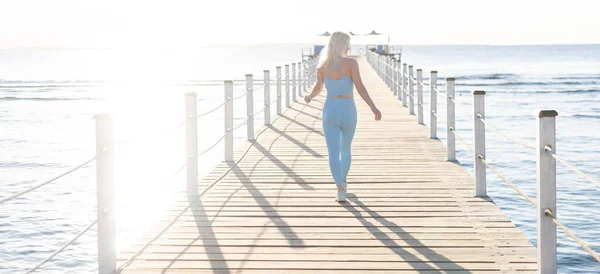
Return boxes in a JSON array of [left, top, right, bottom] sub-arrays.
[[117, 56, 537, 273]]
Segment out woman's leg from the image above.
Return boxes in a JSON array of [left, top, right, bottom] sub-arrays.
[[323, 124, 344, 188], [340, 102, 358, 184], [340, 120, 357, 184]]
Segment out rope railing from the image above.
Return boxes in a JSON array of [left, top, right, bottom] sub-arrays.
[[252, 103, 269, 117], [478, 116, 536, 150], [545, 146, 600, 189], [232, 90, 249, 101], [197, 99, 228, 118], [26, 218, 98, 273], [432, 86, 444, 94], [479, 156, 538, 206], [197, 132, 228, 157], [450, 127, 474, 153], [1, 156, 97, 204], [545, 209, 600, 263], [233, 116, 251, 132], [448, 94, 457, 104], [253, 82, 267, 92]]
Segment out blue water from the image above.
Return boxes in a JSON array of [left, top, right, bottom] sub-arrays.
[[1, 44, 599, 273]]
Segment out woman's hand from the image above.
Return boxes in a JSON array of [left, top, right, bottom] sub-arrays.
[[304, 95, 311, 104], [372, 107, 382, 121]]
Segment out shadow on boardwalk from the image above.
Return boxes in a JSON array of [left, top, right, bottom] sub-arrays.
[[341, 194, 470, 272]]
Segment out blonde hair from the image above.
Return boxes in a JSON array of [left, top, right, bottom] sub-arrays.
[[318, 31, 350, 69]]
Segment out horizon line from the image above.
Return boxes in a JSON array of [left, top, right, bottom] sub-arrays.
[[2, 42, 600, 51]]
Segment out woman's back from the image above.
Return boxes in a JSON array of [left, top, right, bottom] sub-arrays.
[[322, 58, 354, 96]]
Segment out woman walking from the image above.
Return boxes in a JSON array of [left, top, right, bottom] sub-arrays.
[[304, 31, 382, 202]]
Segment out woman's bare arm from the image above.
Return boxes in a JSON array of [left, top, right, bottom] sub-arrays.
[[305, 67, 324, 102], [350, 59, 381, 120]]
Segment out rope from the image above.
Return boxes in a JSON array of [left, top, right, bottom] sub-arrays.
[[26, 218, 98, 273], [253, 83, 266, 92], [432, 110, 438, 118], [450, 127, 474, 153], [545, 209, 600, 263], [479, 157, 537, 206], [545, 146, 600, 189], [197, 99, 228, 118], [449, 95, 456, 104], [419, 81, 429, 86], [198, 132, 228, 157], [232, 91, 249, 101], [233, 116, 251, 131], [115, 100, 290, 273], [432, 86, 445, 94], [270, 96, 280, 105], [478, 117, 536, 150], [1, 157, 97, 204], [252, 105, 268, 118]]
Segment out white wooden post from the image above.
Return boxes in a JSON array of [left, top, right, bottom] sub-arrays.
[[392, 59, 397, 95], [285, 65, 290, 108], [402, 63, 408, 105], [224, 81, 233, 162], [314, 58, 318, 84], [385, 57, 390, 87], [387, 57, 392, 90], [379, 55, 383, 77], [388, 57, 392, 88], [395, 60, 401, 96], [94, 114, 115, 274], [276, 66, 282, 115], [185, 92, 198, 196], [379, 55, 382, 77], [303, 61, 308, 91], [312, 58, 316, 84], [297, 62, 302, 96], [380, 55, 387, 84], [417, 69, 424, 124], [291, 63, 297, 102], [473, 90, 486, 197], [447, 77, 456, 161], [245, 74, 254, 141], [537, 110, 558, 274], [408, 65, 415, 115], [430, 71, 438, 139], [263, 70, 271, 126], [398, 61, 403, 101]]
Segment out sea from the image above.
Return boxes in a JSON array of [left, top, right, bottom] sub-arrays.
[[1, 44, 599, 273]]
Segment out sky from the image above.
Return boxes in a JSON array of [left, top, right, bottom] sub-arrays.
[[1, 0, 599, 49]]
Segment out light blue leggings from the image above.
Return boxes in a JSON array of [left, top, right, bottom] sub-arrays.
[[322, 98, 357, 187]]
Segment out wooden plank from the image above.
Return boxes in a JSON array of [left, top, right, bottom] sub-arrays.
[[120, 260, 537, 271]]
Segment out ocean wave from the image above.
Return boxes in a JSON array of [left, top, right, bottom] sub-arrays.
[[0, 80, 108, 84], [569, 114, 600, 119], [457, 81, 600, 86], [1, 96, 104, 101], [454, 73, 518, 80], [0, 161, 62, 168], [552, 75, 600, 80], [455, 89, 599, 94], [0, 84, 103, 89]]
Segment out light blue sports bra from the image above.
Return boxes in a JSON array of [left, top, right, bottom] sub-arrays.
[[324, 64, 353, 96]]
